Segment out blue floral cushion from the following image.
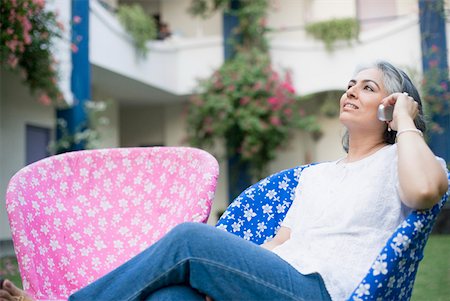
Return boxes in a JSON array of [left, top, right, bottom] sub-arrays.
[[216, 164, 449, 301]]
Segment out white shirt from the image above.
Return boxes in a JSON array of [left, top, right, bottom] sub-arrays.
[[272, 144, 446, 300]]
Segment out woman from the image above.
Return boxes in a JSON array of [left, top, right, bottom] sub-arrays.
[[1, 61, 447, 301]]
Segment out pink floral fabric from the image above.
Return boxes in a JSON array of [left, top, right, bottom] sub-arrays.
[[6, 147, 219, 301]]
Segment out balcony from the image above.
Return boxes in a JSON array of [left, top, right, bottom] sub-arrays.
[[270, 14, 423, 95], [89, 0, 430, 102], [89, 0, 223, 104]]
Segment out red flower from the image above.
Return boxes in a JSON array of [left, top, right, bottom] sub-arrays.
[[268, 97, 279, 106], [282, 81, 295, 94]]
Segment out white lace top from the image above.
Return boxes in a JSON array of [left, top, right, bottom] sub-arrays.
[[272, 144, 446, 300]]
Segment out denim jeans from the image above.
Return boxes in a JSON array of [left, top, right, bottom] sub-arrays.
[[69, 222, 331, 301]]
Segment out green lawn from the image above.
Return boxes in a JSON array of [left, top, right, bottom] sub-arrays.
[[1, 235, 449, 299], [0, 255, 22, 288], [411, 235, 450, 301]]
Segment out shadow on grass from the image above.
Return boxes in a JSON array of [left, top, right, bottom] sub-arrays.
[[0, 255, 22, 288]]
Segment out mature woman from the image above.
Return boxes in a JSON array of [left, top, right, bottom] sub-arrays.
[[1, 61, 447, 301]]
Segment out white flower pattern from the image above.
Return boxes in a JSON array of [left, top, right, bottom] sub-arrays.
[[216, 164, 449, 301], [6, 147, 219, 300]]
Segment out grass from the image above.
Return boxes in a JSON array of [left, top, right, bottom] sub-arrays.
[[1, 235, 449, 298], [0, 255, 22, 288], [411, 235, 450, 301]]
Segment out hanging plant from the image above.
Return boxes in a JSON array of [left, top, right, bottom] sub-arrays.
[[305, 18, 359, 52], [0, 0, 64, 105], [187, 49, 319, 177], [117, 4, 157, 57]]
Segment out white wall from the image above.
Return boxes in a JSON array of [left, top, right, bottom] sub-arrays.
[[270, 15, 423, 96], [315, 117, 347, 162], [160, 0, 222, 38], [120, 105, 165, 147], [0, 69, 55, 240]]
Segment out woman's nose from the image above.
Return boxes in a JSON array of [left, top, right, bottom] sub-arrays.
[[346, 86, 357, 98]]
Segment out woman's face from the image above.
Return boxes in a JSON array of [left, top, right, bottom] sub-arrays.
[[339, 68, 390, 132]]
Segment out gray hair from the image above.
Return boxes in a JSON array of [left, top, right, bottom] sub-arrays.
[[342, 60, 427, 152]]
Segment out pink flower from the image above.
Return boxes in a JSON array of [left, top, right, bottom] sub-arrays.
[[6, 39, 19, 52], [57, 21, 65, 31], [7, 54, 19, 68], [268, 97, 280, 106], [431, 44, 439, 53], [240, 97, 250, 106], [71, 43, 79, 53], [33, 0, 45, 9], [253, 82, 262, 91], [227, 85, 235, 92], [440, 81, 448, 90], [73, 15, 82, 24], [214, 80, 223, 89], [270, 116, 281, 126], [38, 93, 52, 105], [282, 82, 295, 94], [429, 60, 438, 68], [6, 28, 14, 35]]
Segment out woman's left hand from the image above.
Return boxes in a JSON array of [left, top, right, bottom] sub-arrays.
[[380, 92, 419, 131]]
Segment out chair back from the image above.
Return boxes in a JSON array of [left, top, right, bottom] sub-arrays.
[[217, 165, 449, 301], [6, 147, 219, 300]]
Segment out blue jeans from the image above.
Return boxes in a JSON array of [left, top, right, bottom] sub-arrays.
[[69, 223, 331, 301]]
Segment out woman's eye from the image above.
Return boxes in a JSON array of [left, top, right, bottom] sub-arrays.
[[364, 86, 374, 91]]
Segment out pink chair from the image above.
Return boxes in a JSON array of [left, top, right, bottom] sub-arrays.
[[6, 147, 219, 301]]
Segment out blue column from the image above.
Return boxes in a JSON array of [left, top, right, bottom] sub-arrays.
[[223, 0, 252, 201], [223, 0, 240, 60], [419, 0, 450, 162], [56, 0, 90, 153]]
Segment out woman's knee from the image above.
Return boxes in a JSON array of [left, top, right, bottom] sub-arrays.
[[168, 222, 212, 244], [146, 285, 205, 301]]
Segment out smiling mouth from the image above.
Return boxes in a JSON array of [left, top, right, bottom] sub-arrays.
[[344, 103, 359, 109]]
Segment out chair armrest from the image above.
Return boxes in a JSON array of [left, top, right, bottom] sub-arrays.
[[349, 186, 449, 301]]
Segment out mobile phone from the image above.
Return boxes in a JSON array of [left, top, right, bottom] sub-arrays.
[[377, 104, 394, 121]]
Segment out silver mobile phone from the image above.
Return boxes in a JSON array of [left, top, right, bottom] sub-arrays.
[[377, 104, 394, 122]]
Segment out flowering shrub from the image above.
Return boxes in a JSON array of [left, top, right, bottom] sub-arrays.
[[0, 0, 63, 105], [420, 44, 450, 134], [187, 50, 319, 176]]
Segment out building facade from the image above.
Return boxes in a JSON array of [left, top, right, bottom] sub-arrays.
[[0, 0, 441, 242]]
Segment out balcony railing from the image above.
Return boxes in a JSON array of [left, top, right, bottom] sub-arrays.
[[90, 0, 223, 96]]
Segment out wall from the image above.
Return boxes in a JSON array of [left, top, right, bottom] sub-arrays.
[[120, 105, 165, 147], [315, 117, 347, 162], [266, 0, 310, 41], [0, 69, 55, 240], [307, 0, 355, 22], [96, 100, 120, 149], [160, 0, 222, 38], [91, 86, 120, 148]]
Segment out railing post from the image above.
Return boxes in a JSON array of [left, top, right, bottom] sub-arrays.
[[56, 0, 91, 153], [419, 0, 450, 162]]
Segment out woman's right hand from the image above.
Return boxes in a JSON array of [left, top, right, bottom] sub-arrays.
[[379, 92, 419, 131]]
